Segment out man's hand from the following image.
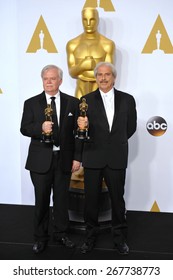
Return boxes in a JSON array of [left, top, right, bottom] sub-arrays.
[[42, 121, 53, 134], [77, 116, 88, 130], [71, 160, 81, 173]]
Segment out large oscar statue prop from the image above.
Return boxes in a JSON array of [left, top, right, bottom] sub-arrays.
[[76, 98, 89, 140], [67, 6, 115, 174], [66, 7, 115, 99], [42, 104, 53, 143], [67, 7, 115, 229]]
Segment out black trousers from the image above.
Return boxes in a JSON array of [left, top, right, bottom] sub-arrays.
[[84, 166, 127, 244], [30, 151, 71, 242]]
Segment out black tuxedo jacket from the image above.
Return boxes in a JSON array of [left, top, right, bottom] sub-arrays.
[[81, 88, 137, 169], [20, 91, 81, 173]]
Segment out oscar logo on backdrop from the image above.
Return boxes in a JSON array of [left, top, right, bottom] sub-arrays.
[[26, 15, 58, 53], [142, 15, 173, 54], [83, 0, 115, 11], [66, 7, 115, 189]]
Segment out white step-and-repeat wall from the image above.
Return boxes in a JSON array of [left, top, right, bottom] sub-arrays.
[[0, 0, 173, 212]]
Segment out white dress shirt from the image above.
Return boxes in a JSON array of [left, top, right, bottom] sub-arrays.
[[100, 89, 115, 131]]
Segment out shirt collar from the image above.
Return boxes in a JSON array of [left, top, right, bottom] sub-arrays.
[[100, 88, 114, 100], [45, 91, 60, 103]]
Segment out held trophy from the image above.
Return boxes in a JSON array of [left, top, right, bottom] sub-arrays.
[[76, 98, 89, 139], [42, 104, 54, 143]]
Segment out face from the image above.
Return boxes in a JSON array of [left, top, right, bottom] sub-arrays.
[[96, 65, 115, 93], [82, 9, 98, 33], [42, 68, 62, 96]]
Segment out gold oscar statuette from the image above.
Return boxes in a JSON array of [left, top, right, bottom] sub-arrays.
[[42, 104, 54, 143], [76, 98, 89, 139]]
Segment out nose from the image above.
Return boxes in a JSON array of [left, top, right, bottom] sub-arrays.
[[100, 74, 107, 80], [47, 78, 52, 83]]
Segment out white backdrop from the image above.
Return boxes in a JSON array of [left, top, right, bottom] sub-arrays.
[[0, 0, 173, 212]]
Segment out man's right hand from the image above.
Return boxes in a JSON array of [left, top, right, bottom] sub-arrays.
[[77, 116, 88, 130], [42, 121, 53, 134]]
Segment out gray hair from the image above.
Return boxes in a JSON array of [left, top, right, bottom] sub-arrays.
[[94, 62, 117, 78], [41, 64, 63, 79]]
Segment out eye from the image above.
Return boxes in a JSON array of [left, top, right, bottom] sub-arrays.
[[105, 73, 111, 77]]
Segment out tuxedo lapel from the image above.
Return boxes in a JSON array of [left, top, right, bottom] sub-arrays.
[[59, 92, 66, 130], [39, 91, 47, 112], [111, 89, 121, 132]]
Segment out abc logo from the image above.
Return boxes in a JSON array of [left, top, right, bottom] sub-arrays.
[[146, 116, 167, 136]]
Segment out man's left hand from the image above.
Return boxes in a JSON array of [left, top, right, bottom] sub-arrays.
[[71, 160, 81, 173]]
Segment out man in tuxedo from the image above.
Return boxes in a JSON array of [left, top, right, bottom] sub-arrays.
[[77, 62, 137, 255], [20, 65, 81, 254]]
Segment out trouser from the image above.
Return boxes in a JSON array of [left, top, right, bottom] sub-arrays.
[[30, 151, 71, 241], [84, 166, 127, 244]]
